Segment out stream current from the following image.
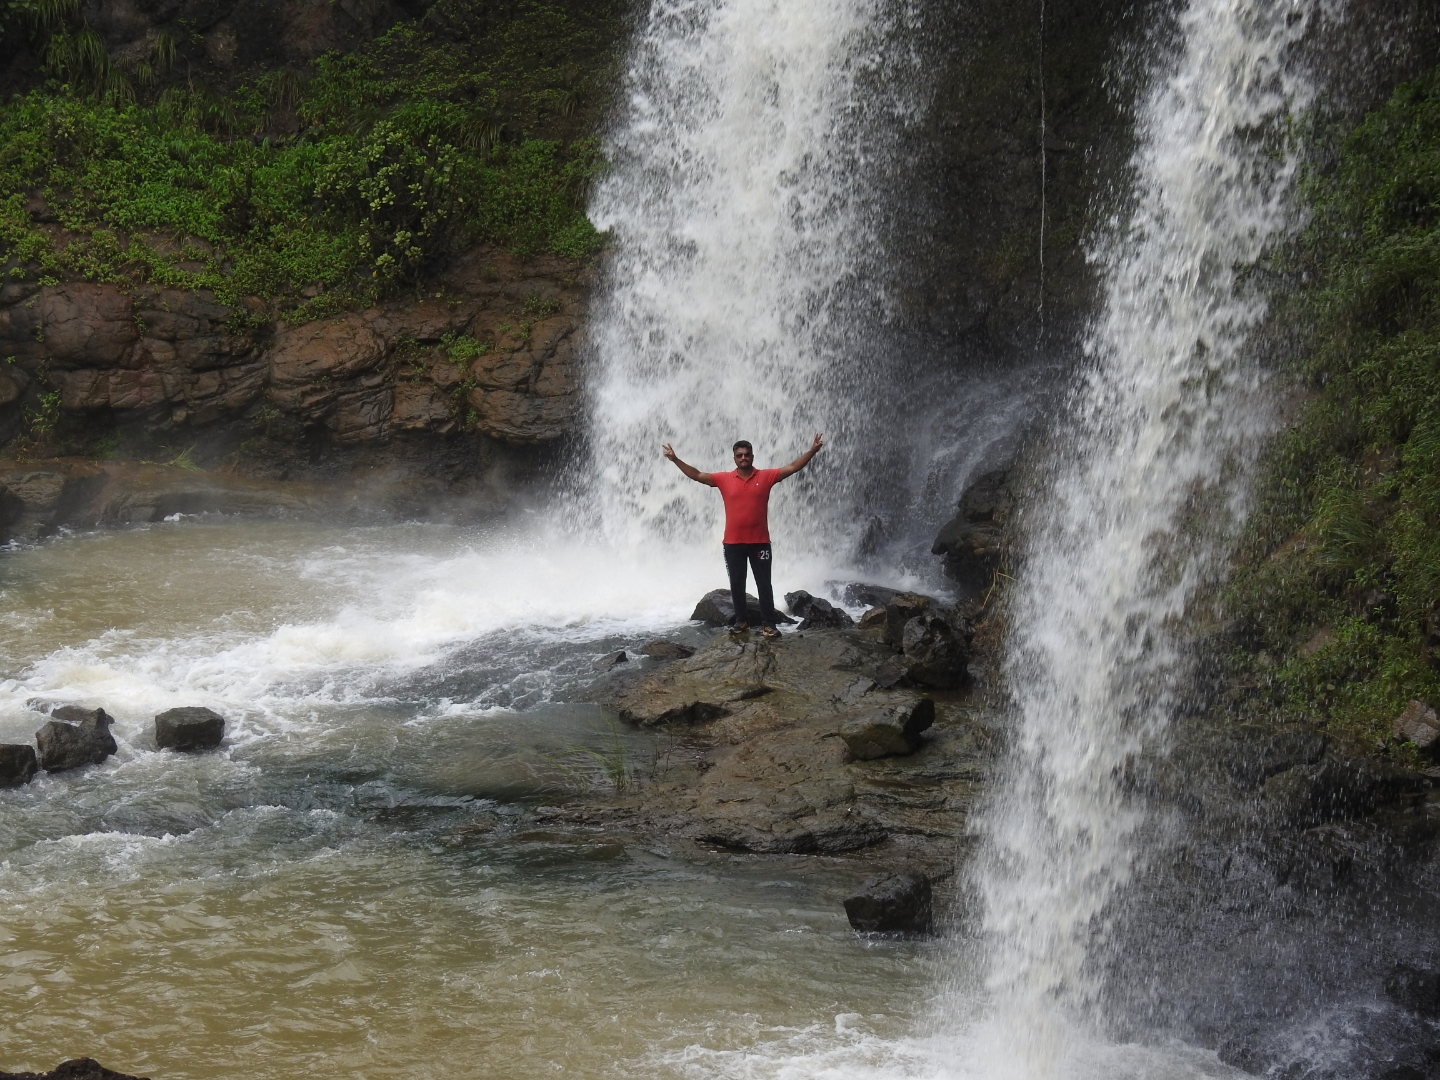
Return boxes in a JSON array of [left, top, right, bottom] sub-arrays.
[[0, 519, 941, 1078]]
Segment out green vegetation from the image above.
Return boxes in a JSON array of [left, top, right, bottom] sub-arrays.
[[1221, 67, 1440, 748], [0, 0, 623, 315]]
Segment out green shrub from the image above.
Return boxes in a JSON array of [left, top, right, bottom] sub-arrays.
[[0, 0, 618, 311], [1222, 67, 1440, 743]]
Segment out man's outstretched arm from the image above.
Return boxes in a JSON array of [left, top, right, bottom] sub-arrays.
[[663, 444, 716, 486], [775, 433, 824, 480]]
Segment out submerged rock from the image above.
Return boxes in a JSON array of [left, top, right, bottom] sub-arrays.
[[0, 744, 38, 787], [640, 641, 696, 661], [154, 707, 226, 751], [690, 589, 795, 626], [843, 872, 933, 932], [839, 698, 935, 760], [0, 1059, 151, 1080], [35, 707, 117, 772], [593, 650, 629, 672], [784, 590, 854, 630]]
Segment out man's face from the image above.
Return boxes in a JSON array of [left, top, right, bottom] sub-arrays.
[[733, 446, 754, 469]]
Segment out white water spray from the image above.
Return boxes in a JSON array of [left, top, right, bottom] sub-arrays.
[[585, 0, 918, 560], [974, 0, 1321, 1071]]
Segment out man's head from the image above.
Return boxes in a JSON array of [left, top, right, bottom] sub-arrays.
[[732, 440, 754, 468]]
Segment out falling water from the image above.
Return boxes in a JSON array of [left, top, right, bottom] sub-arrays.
[[584, 0, 920, 561], [974, 0, 1321, 1071]]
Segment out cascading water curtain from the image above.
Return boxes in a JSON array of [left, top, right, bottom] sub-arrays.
[[584, 0, 916, 562], [974, 0, 1323, 1072]]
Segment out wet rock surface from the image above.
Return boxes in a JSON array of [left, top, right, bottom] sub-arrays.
[[784, 590, 855, 630], [154, 707, 226, 751], [35, 707, 118, 772], [574, 622, 999, 874], [839, 699, 936, 760], [689, 589, 795, 627], [639, 641, 696, 661]]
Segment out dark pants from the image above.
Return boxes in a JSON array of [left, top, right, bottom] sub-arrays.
[[723, 543, 775, 628]]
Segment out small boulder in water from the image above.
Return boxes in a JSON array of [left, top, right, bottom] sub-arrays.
[[640, 641, 695, 661], [593, 650, 629, 672], [690, 589, 795, 626], [0, 743, 38, 787], [843, 872, 933, 933], [784, 590, 854, 630], [155, 707, 226, 751], [0, 1058, 152, 1080], [35, 707, 117, 772], [839, 698, 934, 760]]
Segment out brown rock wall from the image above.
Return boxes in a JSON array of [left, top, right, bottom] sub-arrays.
[[0, 248, 592, 470]]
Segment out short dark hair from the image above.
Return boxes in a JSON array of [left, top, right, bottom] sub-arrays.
[[732, 440, 753, 453]]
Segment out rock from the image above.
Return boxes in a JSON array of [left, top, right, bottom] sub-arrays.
[[1394, 700, 1440, 749], [784, 590, 855, 630], [873, 656, 908, 688], [35, 707, 118, 771], [593, 650, 629, 672], [639, 641, 696, 661], [1263, 756, 1426, 827], [843, 872, 933, 932], [932, 469, 1013, 595], [901, 614, 972, 688], [0, 744, 39, 787], [690, 589, 795, 626], [154, 706, 226, 751], [839, 698, 936, 759], [0, 1059, 151, 1080], [884, 592, 935, 648], [1385, 963, 1440, 1017], [1216, 1038, 1271, 1076], [1222, 725, 1330, 787], [858, 606, 887, 629], [842, 583, 902, 609]]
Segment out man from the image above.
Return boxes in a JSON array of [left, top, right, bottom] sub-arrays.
[[662, 434, 824, 637]]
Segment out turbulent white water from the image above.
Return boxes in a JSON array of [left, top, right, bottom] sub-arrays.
[[972, 0, 1321, 1072], [585, 0, 921, 560]]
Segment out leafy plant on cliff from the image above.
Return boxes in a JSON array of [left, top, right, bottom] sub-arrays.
[[0, 0, 618, 313], [1221, 68, 1440, 745]]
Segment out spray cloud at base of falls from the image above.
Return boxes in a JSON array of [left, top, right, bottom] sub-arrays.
[[971, 0, 1326, 1068]]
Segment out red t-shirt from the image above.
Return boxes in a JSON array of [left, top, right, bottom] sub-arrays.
[[712, 468, 782, 544]]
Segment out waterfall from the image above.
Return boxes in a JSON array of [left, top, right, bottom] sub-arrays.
[[584, 0, 917, 561], [973, 0, 1320, 1069]]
